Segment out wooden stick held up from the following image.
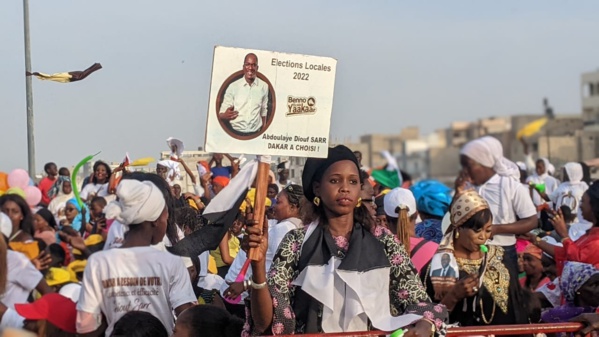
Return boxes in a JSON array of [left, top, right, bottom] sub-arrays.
[[248, 157, 271, 261]]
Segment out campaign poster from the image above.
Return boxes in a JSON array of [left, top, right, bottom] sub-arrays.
[[204, 46, 337, 158]]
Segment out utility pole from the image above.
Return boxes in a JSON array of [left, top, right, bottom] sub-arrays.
[[23, 0, 36, 176]]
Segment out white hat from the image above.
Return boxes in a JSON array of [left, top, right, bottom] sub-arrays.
[[59, 283, 81, 303], [166, 137, 184, 157], [383, 188, 416, 218], [0, 213, 11, 239]]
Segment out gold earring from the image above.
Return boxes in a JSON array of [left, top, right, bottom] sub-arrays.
[[313, 197, 320, 206], [455, 232, 460, 239], [356, 198, 362, 207]]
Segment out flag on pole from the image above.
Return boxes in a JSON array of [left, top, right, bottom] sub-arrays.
[[170, 159, 259, 258], [370, 151, 403, 189], [516, 117, 548, 140], [26, 63, 102, 83]]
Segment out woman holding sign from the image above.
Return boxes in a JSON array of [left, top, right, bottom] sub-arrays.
[[244, 145, 446, 336]]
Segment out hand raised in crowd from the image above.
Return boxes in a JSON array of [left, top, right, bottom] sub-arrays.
[[548, 208, 568, 238], [241, 204, 269, 263], [223, 281, 245, 300], [200, 173, 212, 186], [452, 274, 480, 301], [571, 313, 599, 337], [454, 170, 472, 195], [58, 228, 86, 252], [219, 107, 239, 120], [31, 250, 52, 271]]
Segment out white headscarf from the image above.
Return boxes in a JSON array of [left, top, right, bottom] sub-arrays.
[[157, 159, 181, 184], [460, 136, 520, 179], [537, 157, 556, 177], [104, 180, 166, 226], [564, 162, 584, 184]]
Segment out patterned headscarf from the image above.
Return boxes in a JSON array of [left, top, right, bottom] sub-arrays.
[[47, 176, 71, 199], [430, 190, 489, 299], [560, 261, 599, 304]]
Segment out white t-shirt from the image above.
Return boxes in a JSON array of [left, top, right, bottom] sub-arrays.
[[80, 183, 109, 200], [1, 251, 43, 309], [77, 246, 196, 336], [477, 175, 537, 246], [103, 221, 193, 268]]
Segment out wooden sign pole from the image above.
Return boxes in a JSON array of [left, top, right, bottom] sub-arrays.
[[248, 156, 271, 261]]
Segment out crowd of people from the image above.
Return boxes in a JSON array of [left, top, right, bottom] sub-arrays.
[[1, 137, 599, 337]]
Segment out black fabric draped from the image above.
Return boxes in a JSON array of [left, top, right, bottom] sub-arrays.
[[292, 223, 390, 333]]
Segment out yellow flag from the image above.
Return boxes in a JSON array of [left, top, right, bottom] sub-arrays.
[[516, 117, 548, 139]]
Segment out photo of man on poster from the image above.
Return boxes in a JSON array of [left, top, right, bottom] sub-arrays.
[[218, 53, 270, 137]]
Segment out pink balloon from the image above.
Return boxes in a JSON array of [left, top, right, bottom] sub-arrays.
[[24, 186, 42, 206], [8, 169, 30, 189]]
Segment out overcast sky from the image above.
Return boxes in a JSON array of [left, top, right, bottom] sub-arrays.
[[2, 0, 598, 173]]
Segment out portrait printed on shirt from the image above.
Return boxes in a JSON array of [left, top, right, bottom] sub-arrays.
[[430, 252, 459, 279], [205, 46, 337, 158]]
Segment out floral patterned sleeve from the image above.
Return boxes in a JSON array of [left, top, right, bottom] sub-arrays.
[[246, 229, 304, 336], [373, 226, 448, 330]]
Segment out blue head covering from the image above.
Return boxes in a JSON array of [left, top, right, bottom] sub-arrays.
[[560, 261, 599, 304], [66, 198, 90, 232], [410, 180, 452, 218]]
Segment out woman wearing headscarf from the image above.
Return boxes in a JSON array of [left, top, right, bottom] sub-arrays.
[[47, 177, 74, 223], [62, 199, 90, 234], [529, 182, 599, 271], [459, 136, 537, 273], [384, 188, 438, 273], [421, 190, 532, 327], [519, 244, 551, 292], [526, 158, 560, 197], [76, 175, 196, 336], [244, 145, 447, 337], [541, 262, 599, 323], [549, 162, 589, 215], [410, 180, 452, 244]]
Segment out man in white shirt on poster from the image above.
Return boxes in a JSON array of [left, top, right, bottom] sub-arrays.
[[219, 53, 269, 135]]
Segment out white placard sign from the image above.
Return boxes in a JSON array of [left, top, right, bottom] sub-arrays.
[[204, 46, 337, 158]]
